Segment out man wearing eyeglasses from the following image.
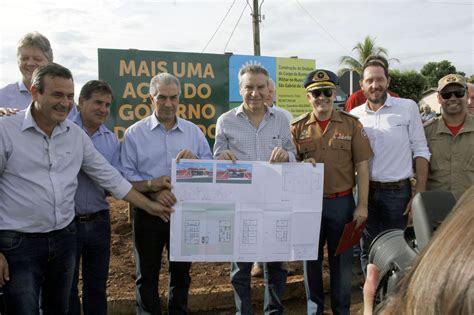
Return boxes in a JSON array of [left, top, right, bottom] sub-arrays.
[[121, 72, 213, 314], [291, 69, 372, 315], [424, 74, 474, 199], [349, 58, 431, 277]]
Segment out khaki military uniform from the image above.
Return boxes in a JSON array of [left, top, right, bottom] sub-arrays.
[[424, 114, 474, 199], [291, 110, 373, 195]]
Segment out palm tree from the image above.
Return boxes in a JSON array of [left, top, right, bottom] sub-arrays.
[[338, 36, 397, 76]]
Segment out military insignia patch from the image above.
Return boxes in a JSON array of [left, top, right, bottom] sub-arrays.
[[334, 132, 352, 141], [313, 71, 330, 82], [299, 129, 310, 140]]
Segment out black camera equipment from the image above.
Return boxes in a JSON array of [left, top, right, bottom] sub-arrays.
[[0, 286, 5, 315], [368, 190, 456, 308]]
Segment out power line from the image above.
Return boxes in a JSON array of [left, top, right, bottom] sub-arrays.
[[295, 0, 350, 54], [201, 0, 237, 53], [224, 2, 249, 52]]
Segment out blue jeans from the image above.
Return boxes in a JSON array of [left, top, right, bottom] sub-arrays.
[[133, 208, 191, 315], [360, 183, 411, 275], [304, 195, 354, 315], [0, 220, 77, 315], [231, 261, 287, 315], [69, 210, 111, 315]]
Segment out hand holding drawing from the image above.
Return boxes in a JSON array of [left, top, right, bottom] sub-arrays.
[[216, 150, 237, 162], [150, 189, 177, 207], [176, 149, 197, 162], [304, 157, 317, 166], [269, 147, 289, 163], [149, 176, 172, 192], [145, 201, 174, 222]]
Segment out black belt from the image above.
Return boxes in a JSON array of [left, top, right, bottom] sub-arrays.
[[75, 209, 108, 222], [369, 179, 410, 190]]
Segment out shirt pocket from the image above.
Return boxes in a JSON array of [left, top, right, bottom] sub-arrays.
[[463, 144, 474, 171], [330, 139, 352, 163], [297, 140, 316, 159], [427, 138, 447, 171]]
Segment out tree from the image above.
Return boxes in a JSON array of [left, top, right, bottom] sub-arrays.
[[338, 35, 397, 76], [420, 60, 463, 89], [389, 70, 427, 103]]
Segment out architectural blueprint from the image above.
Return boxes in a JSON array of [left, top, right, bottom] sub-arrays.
[[170, 160, 324, 262]]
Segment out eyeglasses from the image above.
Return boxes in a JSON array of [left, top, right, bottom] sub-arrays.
[[311, 89, 333, 98], [440, 90, 466, 100]]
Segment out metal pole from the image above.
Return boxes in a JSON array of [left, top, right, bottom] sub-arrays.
[[252, 0, 261, 56]]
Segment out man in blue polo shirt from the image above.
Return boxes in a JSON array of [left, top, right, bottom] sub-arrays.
[[121, 72, 213, 314], [68, 80, 124, 315]]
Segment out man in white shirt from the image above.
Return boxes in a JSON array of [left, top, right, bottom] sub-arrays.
[[350, 56, 430, 275]]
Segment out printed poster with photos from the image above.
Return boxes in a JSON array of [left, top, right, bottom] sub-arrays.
[[170, 159, 324, 262]]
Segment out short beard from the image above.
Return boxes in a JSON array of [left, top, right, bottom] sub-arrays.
[[364, 89, 388, 105]]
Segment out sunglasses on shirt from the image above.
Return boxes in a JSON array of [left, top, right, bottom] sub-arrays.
[[311, 88, 334, 98], [440, 89, 466, 100]]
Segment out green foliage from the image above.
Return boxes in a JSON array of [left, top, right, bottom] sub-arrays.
[[420, 60, 458, 88], [338, 35, 397, 76], [389, 70, 427, 103], [468, 74, 474, 83]]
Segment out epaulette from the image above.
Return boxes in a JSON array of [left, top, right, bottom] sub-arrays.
[[291, 112, 310, 125], [339, 111, 360, 120], [423, 115, 440, 128]]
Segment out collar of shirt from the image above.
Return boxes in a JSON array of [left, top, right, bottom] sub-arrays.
[[305, 110, 343, 126], [17, 80, 30, 93], [235, 103, 274, 119], [149, 112, 184, 133], [363, 94, 394, 113], [434, 114, 474, 135], [21, 103, 70, 136], [72, 112, 111, 138]]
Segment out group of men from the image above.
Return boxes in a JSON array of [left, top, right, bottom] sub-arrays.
[[0, 31, 473, 315]]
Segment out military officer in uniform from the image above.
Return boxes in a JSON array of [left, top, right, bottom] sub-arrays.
[[291, 69, 373, 315], [424, 74, 474, 200]]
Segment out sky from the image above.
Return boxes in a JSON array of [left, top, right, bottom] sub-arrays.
[[1, 0, 473, 94]]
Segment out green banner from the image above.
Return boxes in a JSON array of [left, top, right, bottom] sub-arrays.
[[98, 49, 229, 146]]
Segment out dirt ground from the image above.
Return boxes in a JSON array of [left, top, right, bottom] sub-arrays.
[[105, 198, 364, 314]]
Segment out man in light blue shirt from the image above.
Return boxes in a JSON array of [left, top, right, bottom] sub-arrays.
[[68, 80, 121, 315], [0, 31, 77, 117], [121, 72, 212, 314], [0, 63, 171, 314], [214, 65, 296, 315]]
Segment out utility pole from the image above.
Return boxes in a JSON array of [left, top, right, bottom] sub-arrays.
[[252, 0, 261, 56]]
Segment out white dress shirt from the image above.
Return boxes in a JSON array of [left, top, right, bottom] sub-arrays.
[[350, 94, 430, 182]]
